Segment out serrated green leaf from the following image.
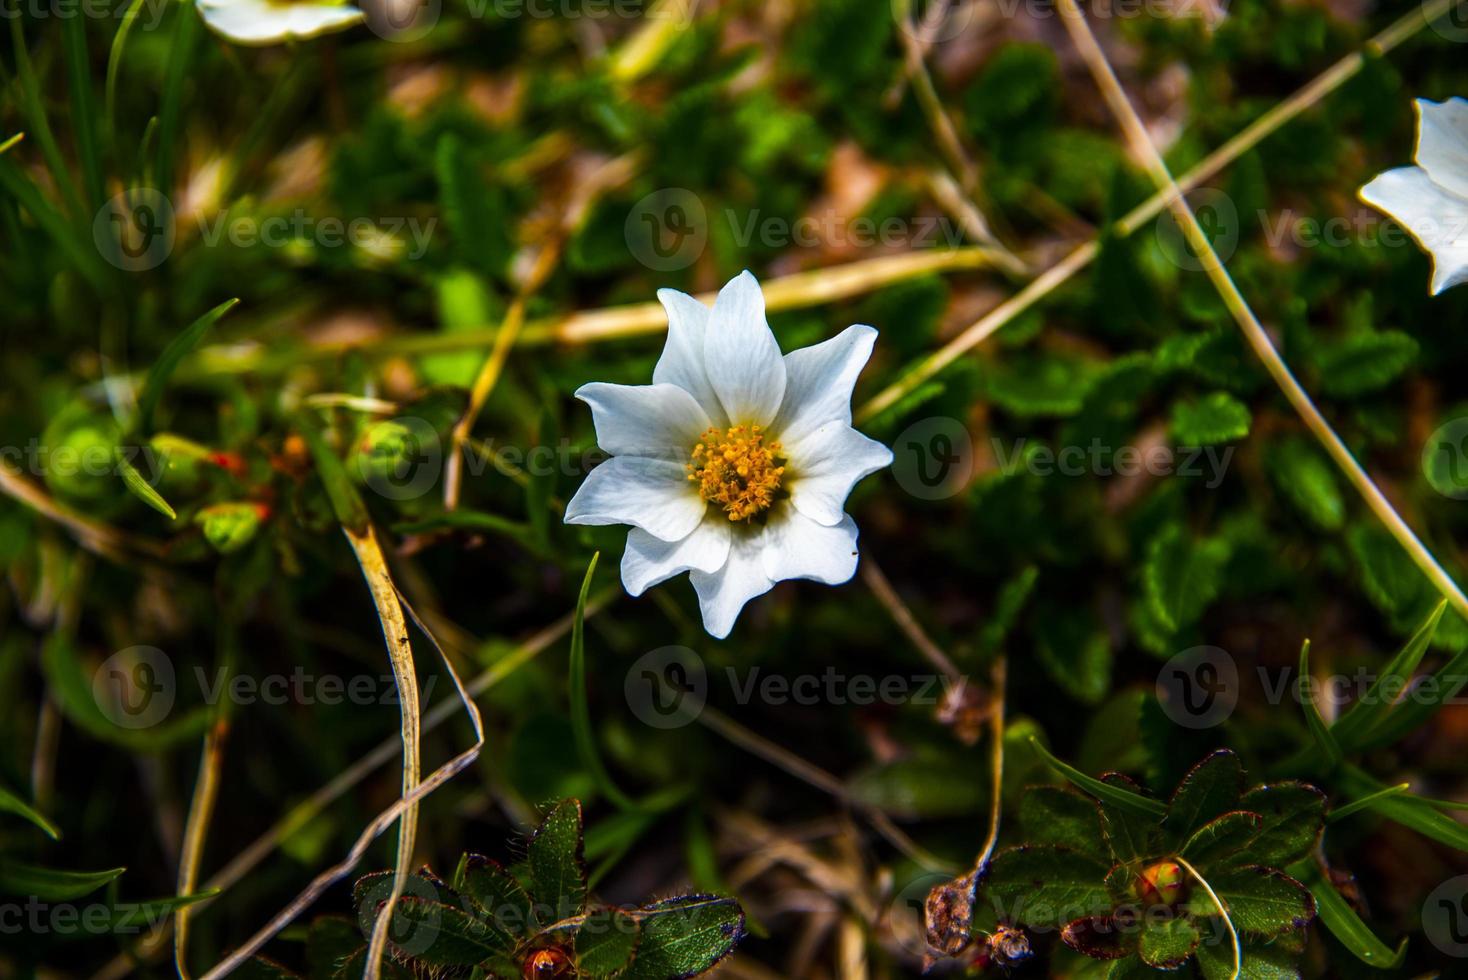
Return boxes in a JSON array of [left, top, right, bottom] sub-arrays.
[[1144, 528, 1229, 633], [1035, 603, 1112, 704], [1171, 392, 1251, 446], [576, 906, 641, 976], [0, 860, 124, 901], [1138, 915, 1199, 968], [1235, 784, 1326, 868], [1199, 867, 1313, 938], [1020, 787, 1106, 860], [1181, 811, 1264, 872], [1266, 440, 1343, 531], [1196, 939, 1300, 980], [453, 855, 531, 945], [984, 846, 1113, 928], [1316, 330, 1417, 397], [1164, 750, 1245, 846], [620, 894, 745, 980], [1099, 773, 1160, 864], [387, 897, 508, 965], [528, 800, 587, 925]]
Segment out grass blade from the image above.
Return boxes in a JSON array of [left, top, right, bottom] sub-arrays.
[[1298, 641, 1342, 769], [1290, 858, 1407, 968], [0, 783, 61, 840], [569, 553, 636, 811], [136, 298, 240, 434], [1332, 602, 1444, 749], [62, 14, 104, 213], [1028, 737, 1166, 818]]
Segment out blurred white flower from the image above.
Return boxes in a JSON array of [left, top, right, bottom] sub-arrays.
[[197, 0, 364, 46], [565, 271, 892, 639], [1360, 97, 1468, 295]]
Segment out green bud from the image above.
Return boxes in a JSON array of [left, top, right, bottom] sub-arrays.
[[195, 502, 265, 554]]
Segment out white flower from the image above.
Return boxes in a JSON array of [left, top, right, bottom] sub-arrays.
[[197, 0, 364, 46], [565, 271, 893, 639], [1360, 97, 1468, 295]]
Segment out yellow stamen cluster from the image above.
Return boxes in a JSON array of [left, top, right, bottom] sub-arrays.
[[688, 424, 786, 521]]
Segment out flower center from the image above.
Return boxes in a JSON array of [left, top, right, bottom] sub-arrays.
[[688, 424, 786, 521]]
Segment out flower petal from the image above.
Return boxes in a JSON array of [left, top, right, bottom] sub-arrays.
[[620, 517, 731, 597], [654, 289, 727, 426], [761, 506, 861, 586], [786, 426, 894, 526], [1361, 166, 1468, 295], [198, 0, 363, 45], [771, 325, 878, 448], [1415, 97, 1468, 199], [690, 529, 773, 639], [702, 271, 787, 427], [575, 382, 711, 459], [564, 456, 705, 541]]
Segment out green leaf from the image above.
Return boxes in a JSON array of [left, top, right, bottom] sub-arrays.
[[1289, 859, 1406, 968], [306, 916, 364, 978], [1144, 528, 1229, 633], [1019, 787, 1106, 861], [1331, 601, 1444, 750], [1035, 604, 1112, 704], [0, 783, 61, 839], [137, 298, 240, 435], [1316, 330, 1418, 397], [620, 894, 745, 980], [1170, 392, 1251, 446], [1164, 750, 1245, 846], [116, 446, 177, 519], [978, 565, 1038, 655], [1347, 524, 1426, 618], [1138, 915, 1199, 969], [386, 897, 509, 966], [847, 754, 988, 819], [1196, 940, 1300, 980], [527, 799, 588, 924], [453, 855, 533, 943], [576, 906, 641, 977], [1099, 773, 1160, 864], [1235, 783, 1326, 868], [0, 861, 125, 901], [1180, 811, 1263, 872], [1296, 641, 1342, 769], [983, 846, 1113, 928], [1266, 440, 1344, 531], [1337, 766, 1468, 852], [1199, 867, 1314, 938], [296, 413, 370, 534], [1029, 738, 1167, 819]]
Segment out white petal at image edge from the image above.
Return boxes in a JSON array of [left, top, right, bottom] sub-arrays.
[[576, 382, 712, 459], [1361, 166, 1468, 295], [703, 271, 788, 428], [762, 508, 860, 586], [198, 0, 364, 45], [1415, 97, 1468, 200], [564, 456, 705, 542], [621, 518, 732, 597]]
